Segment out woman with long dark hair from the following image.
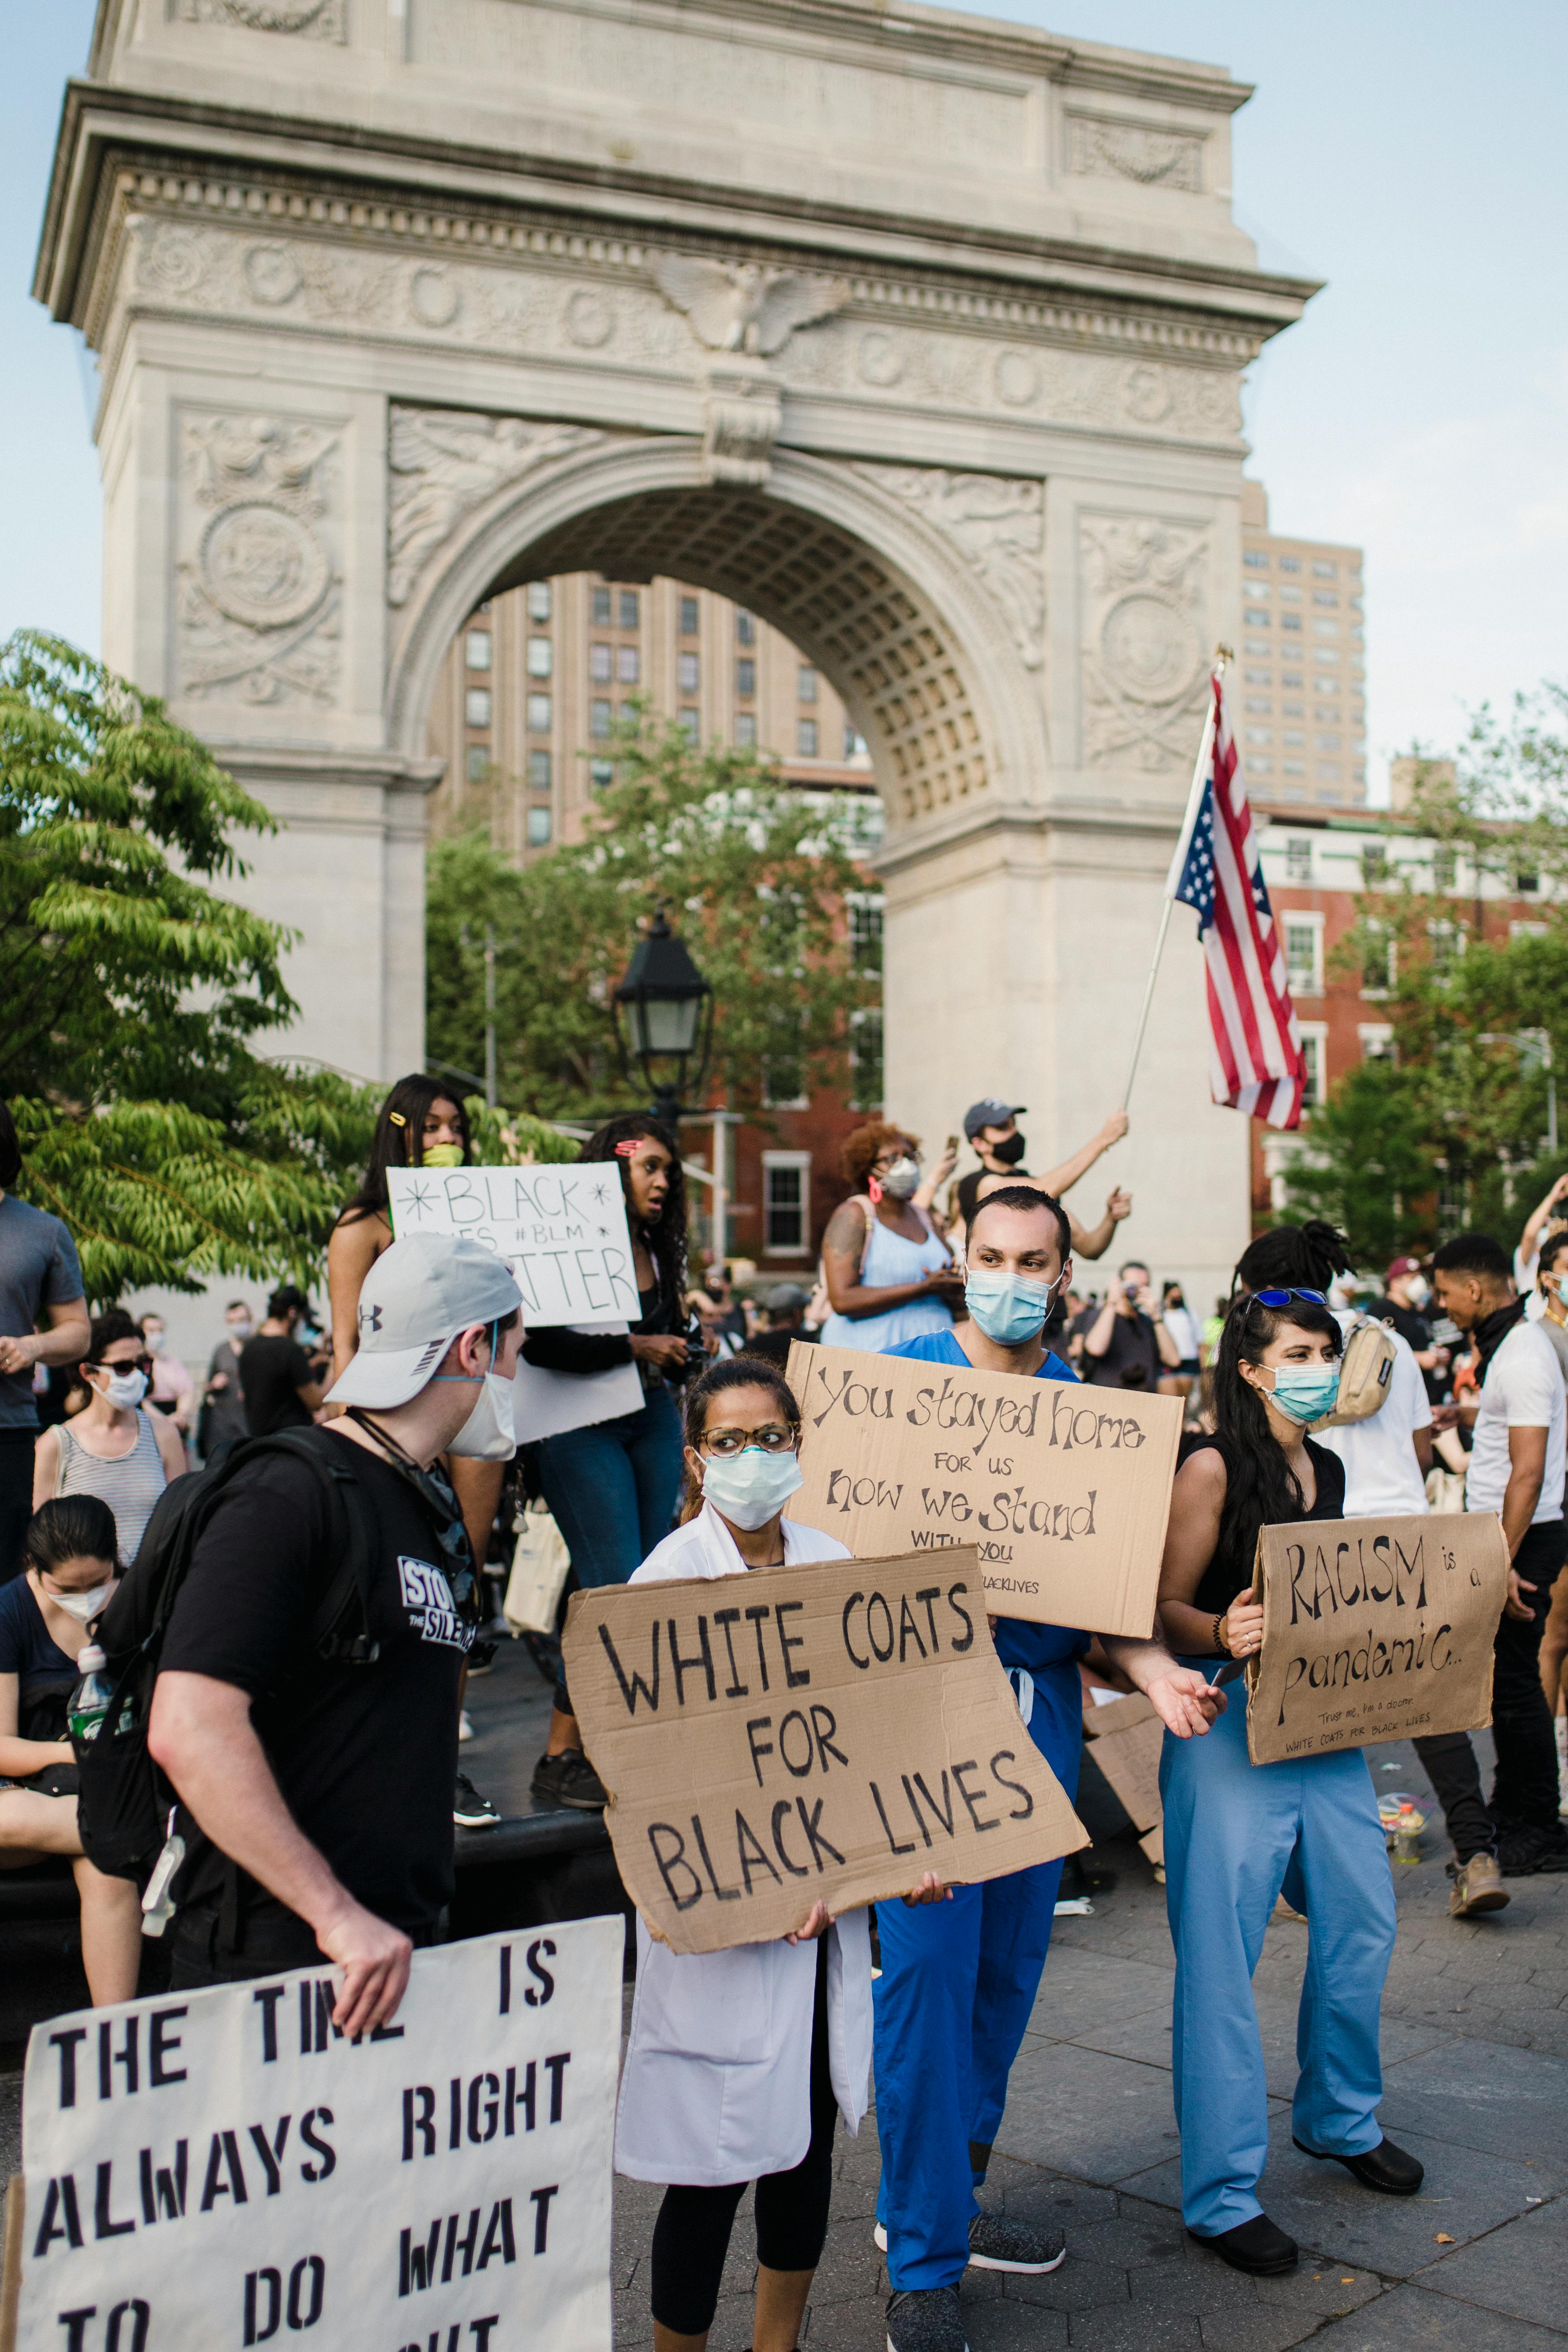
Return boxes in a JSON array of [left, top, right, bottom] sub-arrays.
[[1155, 1288, 1418, 2278], [527, 1114, 697, 1811]]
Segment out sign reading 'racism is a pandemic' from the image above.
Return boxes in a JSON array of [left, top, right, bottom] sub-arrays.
[[5, 1923, 620, 2352], [388, 1165, 638, 1325], [782, 1342, 1181, 1636], [562, 1548, 1088, 1955], [1246, 1512, 1510, 1764]]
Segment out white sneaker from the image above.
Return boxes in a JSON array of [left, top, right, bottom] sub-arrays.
[[1556, 1715, 1567, 1816], [459, 1710, 474, 1743]]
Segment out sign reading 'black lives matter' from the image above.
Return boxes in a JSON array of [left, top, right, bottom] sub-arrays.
[[5, 1921, 620, 2352], [388, 1166, 638, 1326]]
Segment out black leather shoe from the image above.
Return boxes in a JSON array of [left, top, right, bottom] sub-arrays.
[[1293, 2135, 1424, 2195], [1186, 2214, 1298, 2274]]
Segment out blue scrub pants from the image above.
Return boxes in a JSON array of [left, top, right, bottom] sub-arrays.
[[873, 1667, 1079, 2292], [1160, 1673, 1396, 2238]]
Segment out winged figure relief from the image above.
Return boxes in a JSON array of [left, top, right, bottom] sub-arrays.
[[650, 255, 851, 356]]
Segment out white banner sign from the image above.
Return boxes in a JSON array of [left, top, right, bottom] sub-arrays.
[[8, 1919, 621, 2352], [387, 1167, 638, 1327]]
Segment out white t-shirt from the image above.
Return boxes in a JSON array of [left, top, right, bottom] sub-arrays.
[[1466, 1318, 1567, 1524], [1162, 1304, 1201, 1362], [1315, 1316, 1433, 1518]]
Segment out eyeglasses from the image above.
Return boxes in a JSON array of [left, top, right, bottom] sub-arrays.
[[1247, 1289, 1327, 1311], [699, 1423, 799, 1457]]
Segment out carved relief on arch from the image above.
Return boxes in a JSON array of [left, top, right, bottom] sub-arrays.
[[387, 407, 605, 609], [174, 0, 347, 36], [1079, 514, 1210, 773], [175, 409, 343, 707], [857, 465, 1044, 672]]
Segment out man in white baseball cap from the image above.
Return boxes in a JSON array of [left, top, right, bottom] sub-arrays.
[[150, 1233, 524, 2033]]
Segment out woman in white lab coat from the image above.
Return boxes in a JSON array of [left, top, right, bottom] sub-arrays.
[[616, 1355, 927, 2352]]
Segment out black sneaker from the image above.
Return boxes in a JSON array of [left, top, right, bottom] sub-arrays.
[[531, 1749, 609, 1811], [966, 2211, 1066, 2273], [454, 1772, 501, 1830], [1497, 1821, 1568, 1875], [885, 2286, 968, 2352]]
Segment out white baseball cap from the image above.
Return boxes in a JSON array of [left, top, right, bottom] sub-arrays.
[[326, 1232, 523, 1410]]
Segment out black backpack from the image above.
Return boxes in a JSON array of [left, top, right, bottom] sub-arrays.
[[74, 1429, 385, 1884]]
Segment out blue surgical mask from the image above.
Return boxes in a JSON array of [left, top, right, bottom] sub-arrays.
[[1265, 1364, 1341, 1425], [965, 1270, 1061, 1346], [702, 1446, 804, 1531]]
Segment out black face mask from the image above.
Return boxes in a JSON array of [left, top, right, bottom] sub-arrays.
[[990, 1132, 1027, 1166]]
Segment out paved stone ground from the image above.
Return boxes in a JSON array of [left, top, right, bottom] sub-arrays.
[[612, 1730, 1568, 2352]]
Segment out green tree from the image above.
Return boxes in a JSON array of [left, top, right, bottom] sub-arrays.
[[426, 711, 882, 1120]]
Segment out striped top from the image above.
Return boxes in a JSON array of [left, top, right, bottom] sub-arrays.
[[53, 1411, 168, 1567]]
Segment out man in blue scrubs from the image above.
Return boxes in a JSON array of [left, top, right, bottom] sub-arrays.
[[875, 1185, 1222, 2352]]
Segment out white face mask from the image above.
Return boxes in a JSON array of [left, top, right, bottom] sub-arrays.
[[1403, 1275, 1431, 1310], [446, 1370, 517, 1460], [701, 1446, 804, 1530], [144, 1332, 166, 1355], [46, 1583, 113, 1625], [228, 1319, 253, 1343], [98, 1367, 147, 1410], [878, 1155, 921, 1200]]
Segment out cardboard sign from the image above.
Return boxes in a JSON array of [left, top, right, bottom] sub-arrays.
[[782, 1342, 1181, 1636], [1082, 1692, 1165, 1837], [1246, 1512, 1511, 1764], [4, 1920, 620, 2352], [388, 1165, 637, 1327], [561, 1547, 1088, 1954], [511, 1326, 643, 1443]]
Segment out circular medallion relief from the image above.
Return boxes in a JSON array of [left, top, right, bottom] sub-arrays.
[[857, 330, 905, 388], [243, 243, 303, 307], [1101, 595, 1199, 705], [1122, 365, 1172, 424], [142, 227, 205, 298], [409, 266, 460, 329], [563, 289, 614, 348], [994, 349, 1039, 408], [200, 504, 329, 632]]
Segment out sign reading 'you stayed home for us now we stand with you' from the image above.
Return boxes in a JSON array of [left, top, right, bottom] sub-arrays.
[[5, 1921, 621, 2352], [387, 1167, 638, 1326], [784, 1342, 1182, 1637]]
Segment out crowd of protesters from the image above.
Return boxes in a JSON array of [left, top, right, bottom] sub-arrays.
[[2, 1077, 1567, 2352]]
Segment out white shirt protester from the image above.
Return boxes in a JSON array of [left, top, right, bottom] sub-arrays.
[[1315, 1315, 1433, 1519], [1162, 1303, 1202, 1363], [1465, 1316, 1568, 1525], [612, 1501, 874, 2189]]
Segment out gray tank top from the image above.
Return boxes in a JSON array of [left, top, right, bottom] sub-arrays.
[[54, 1411, 169, 1567]]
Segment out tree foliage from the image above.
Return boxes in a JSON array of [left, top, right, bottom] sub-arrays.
[[427, 711, 881, 1120]]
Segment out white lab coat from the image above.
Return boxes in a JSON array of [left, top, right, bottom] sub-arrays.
[[612, 1502, 874, 2187]]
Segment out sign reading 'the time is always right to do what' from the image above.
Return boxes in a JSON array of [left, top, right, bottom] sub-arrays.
[[2, 1919, 620, 2352]]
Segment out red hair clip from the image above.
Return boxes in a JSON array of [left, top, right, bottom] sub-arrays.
[[614, 1139, 640, 1157]]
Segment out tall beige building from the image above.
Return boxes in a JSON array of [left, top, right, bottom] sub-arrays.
[[1239, 481, 1367, 808], [427, 577, 875, 860]]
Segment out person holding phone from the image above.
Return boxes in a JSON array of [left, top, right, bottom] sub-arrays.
[[1081, 1259, 1182, 1389]]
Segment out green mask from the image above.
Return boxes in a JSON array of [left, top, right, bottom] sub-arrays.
[[423, 1142, 464, 1168]]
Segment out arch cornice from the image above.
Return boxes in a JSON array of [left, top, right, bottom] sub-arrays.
[[387, 427, 1050, 841]]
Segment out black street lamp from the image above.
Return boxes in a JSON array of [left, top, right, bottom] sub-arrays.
[[612, 908, 714, 1127]]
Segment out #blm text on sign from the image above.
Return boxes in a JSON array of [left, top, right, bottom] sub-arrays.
[[387, 1166, 637, 1327], [1246, 1512, 1511, 1765], [560, 1547, 1088, 1957], [782, 1342, 1181, 1637], [4, 1920, 620, 2352]]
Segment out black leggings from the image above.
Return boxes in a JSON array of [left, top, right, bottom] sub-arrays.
[[649, 1936, 837, 2337]]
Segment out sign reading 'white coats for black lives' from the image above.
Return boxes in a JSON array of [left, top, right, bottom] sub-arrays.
[[5, 1920, 619, 2352], [560, 1548, 1089, 1956], [387, 1164, 637, 1326], [782, 1342, 1182, 1637], [1245, 1512, 1510, 1764]]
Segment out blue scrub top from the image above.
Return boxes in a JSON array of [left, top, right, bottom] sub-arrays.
[[882, 1329, 1092, 1699]]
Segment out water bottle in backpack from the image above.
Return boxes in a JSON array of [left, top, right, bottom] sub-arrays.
[[68, 1644, 113, 1744]]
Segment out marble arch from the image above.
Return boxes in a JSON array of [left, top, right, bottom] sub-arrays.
[[37, 0, 1317, 1294]]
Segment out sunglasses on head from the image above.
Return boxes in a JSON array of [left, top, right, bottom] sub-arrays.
[[1246, 1288, 1328, 1311]]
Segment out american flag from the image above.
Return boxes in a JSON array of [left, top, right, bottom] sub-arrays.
[[1172, 668, 1306, 1130]]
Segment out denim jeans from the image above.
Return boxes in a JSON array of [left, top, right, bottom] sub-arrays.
[[533, 1382, 685, 1712]]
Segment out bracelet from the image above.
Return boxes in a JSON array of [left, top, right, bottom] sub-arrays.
[[1213, 1612, 1231, 1658]]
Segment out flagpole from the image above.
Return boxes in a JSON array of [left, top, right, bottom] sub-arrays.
[[1118, 646, 1232, 1114]]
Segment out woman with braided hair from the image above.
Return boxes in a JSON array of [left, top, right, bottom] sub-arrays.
[[1153, 1282, 1420, 2278]]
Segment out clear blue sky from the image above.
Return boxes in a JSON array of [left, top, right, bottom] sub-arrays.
[[4, 2, 1566, 800]]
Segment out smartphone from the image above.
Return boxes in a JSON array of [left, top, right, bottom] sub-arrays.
[[947, 1134, 960, 1157]]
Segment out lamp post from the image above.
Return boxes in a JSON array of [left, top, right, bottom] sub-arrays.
[[611, 908, 714, 1129]]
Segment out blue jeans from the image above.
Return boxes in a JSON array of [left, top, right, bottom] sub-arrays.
[[533, 1383, 685, 1713]]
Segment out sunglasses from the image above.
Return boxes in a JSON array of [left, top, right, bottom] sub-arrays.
[[1246, 1289, 1328, 1311], [84, 1355, 155, 1376]]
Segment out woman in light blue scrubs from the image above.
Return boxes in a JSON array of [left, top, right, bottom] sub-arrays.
[[1156, 1288, 1422, 2277]]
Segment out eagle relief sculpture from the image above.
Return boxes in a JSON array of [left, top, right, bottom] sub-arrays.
[[651, 254, 850, 356]]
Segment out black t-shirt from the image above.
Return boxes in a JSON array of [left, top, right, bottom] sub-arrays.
[[240, 1333, 315, 1434], [957, 1163, 1032, 1228], [1189, 1434, 1347, 1619], [0, 1574, 79, 1742], [159, 1437, 469, 1933], [1081, 1307, 1161, 1389], [1379, 1298, 1442, 1403]]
